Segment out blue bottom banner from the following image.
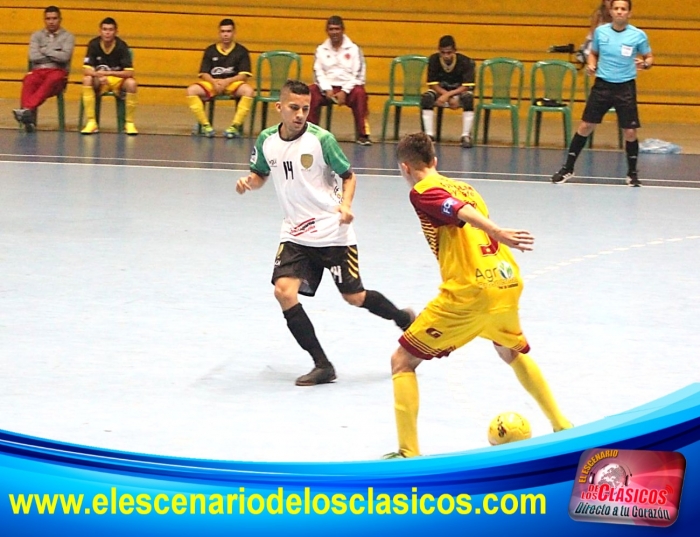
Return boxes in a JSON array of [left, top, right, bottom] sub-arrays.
[[2, 384, 700, 535]]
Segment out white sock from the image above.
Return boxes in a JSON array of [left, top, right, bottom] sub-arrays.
[[422, 110, 434, 136], [462, 111, 474, 137]]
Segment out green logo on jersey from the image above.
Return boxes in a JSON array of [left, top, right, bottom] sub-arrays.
[[497, 261, 514, 279]]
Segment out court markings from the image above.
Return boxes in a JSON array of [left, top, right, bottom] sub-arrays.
[[523, 235, 700, 282], [2, 158, 698, 189]]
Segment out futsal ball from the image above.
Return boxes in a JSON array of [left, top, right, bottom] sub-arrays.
[[488, 412, 532, 445]]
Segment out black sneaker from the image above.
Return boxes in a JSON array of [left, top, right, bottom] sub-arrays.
[[356, 136, 372, 146], [461, 135, 473, 148], [295, 365, 336, 386], [625, 172, 642, 187], [551, 167, 574, 184], [13, 108, 33, 127], [381, 451, 407, 460]]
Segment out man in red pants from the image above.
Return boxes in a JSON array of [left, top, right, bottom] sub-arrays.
[[13, 6, 74, 133], [308, 16, 372, 146]]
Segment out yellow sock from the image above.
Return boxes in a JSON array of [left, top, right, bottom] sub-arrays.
[[232, 95, 253, 127], [125, 92, 137, 123], [82, 86, 96, 122], [392, 372, 420, 457], [187, 95, 210, 126], [510, 353, 572, 431]]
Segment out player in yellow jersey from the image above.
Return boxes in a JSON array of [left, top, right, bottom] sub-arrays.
[[384, 132, 572, 458]]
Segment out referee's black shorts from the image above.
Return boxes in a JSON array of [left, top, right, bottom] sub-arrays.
[[582, 78, 640, 129]]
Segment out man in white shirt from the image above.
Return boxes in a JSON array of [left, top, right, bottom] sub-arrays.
[[308, 16, 372, 146], [236, 80, 413, 386]]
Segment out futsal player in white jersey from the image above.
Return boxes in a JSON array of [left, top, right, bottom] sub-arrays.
[[236, 80, 413, 386]]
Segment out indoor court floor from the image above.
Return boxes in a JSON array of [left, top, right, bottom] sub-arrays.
[[1, 129, 699, 462]]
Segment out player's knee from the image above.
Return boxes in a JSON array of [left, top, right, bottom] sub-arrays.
[[391, 347, 419, 374], [273, 282, 294, 304], [578, 122, 595, 136], [493, 343, 518, 364], [240, 84, 254, 97], [341, 291, 365, 307], [421, 92, 436, 109], [460, 92, 474, 111]]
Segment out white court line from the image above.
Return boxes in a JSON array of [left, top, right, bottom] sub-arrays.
[[0, 159, 246, 174], [2, 159, 700, 190], [524, 235, 700, 281]]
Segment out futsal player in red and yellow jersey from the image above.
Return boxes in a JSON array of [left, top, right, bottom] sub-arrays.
[[384, 132, 572, 458]]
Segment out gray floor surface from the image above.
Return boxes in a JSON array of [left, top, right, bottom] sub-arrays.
[[1, 133, 699, 462]]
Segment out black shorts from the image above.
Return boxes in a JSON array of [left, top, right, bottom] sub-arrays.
[[582, 78, 640, 129], [271, 241, 365, 297]]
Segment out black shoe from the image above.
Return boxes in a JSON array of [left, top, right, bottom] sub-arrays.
[[381, 451, 407, 460], [551, 167, 574, 184], [398, 308, 416, 331], [13, 108, 32, 125], [356, 136, 372, 146], [295, 365, 336, 386], [625, 172, 642, 187], [461, 135, 473, 148]]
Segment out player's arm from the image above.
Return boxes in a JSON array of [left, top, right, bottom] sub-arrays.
[[338, 171, 356, 224], [236, 171, 266, 194], [28, 33, 46, 65], [43, 32, 74, 64], [456, 204, 534, 252], [105, 68, 134, 79], [586, 49, 599, 76], [197, 48, 215, 83], [82, 42, 97, 76], [221, 72, 250, 86], [587, 28, 601, 75], [313, 47, 332, 92], [107, 45, 135, 78], [636, 51, 654, 70], [426, 56, 443, 93], [223, 50, 252, 86]]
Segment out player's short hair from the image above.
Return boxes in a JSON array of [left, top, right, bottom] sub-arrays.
[[219, 18, 235, 29], [396, 132, 435, 169], [44, 6, 61, 16], [612, 0, 631, 9], [326, 15, 344, 29], [439, 35, 456, 49], [281, 79, 310, 99], [100, 17, 117, 29]]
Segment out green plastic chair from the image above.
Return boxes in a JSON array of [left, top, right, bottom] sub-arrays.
[[381, 55, 429, 141], [79, 49, 132, 133], [473, 58, 524, 146], [525, 60, 577, 147], [247, 51, 301, 135], [584, 74, 623, 149]]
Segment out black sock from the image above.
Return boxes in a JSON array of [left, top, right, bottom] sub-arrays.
[[283, 303, 330, 368], [564, 133, 589, 170], [625, 140, 639, 174], [361, 290, 411, 330]]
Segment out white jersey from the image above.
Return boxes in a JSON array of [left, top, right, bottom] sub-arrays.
[[250, 122, 357, 247]]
